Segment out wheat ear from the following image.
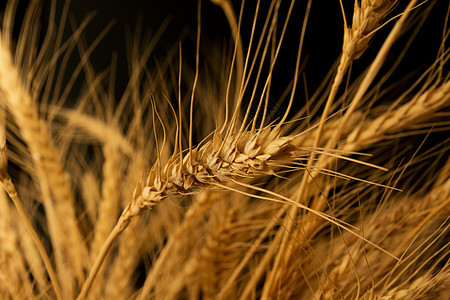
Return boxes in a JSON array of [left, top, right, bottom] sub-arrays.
[[344, 0, 395, 60], [86, 142, 123, 298], [303, 0, 395, 169], [346, 80, 450, 146], [90, 143, 123, 259], [327, 0, 420, 151], [314, 0, 394, 149], [77, 126, 295, 299], [0, 34, 87, 289]]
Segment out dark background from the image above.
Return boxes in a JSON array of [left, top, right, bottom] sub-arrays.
[[1, 0, 448, 107], [60, 0, 342, 103]]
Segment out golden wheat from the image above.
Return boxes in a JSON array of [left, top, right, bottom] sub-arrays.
[[0, 0, 448, 299]]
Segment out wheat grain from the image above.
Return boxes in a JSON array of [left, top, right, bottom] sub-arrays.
[[310, 0, 395, 164], [61, 110, 134, 157]]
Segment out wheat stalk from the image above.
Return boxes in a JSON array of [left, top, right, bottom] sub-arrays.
[[0, 191, 34, 299], [0, 141, 63, 299], [0, 31, 87, 295]]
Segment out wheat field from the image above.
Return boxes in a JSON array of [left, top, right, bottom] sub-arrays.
[[0, 0, 449, 299]]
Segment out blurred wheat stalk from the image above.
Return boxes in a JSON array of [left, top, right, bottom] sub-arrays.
[[0, 0, 449, 299]]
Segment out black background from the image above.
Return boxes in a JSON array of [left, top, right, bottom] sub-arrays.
[[1, 0, 448, 108]]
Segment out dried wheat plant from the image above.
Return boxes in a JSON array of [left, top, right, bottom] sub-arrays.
[[0, 0, 449, 299]]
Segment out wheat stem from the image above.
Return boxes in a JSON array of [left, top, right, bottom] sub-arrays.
[[0, 142, 63, 300], [328, 0, 420, 150], [77, 213, 130, 300]]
